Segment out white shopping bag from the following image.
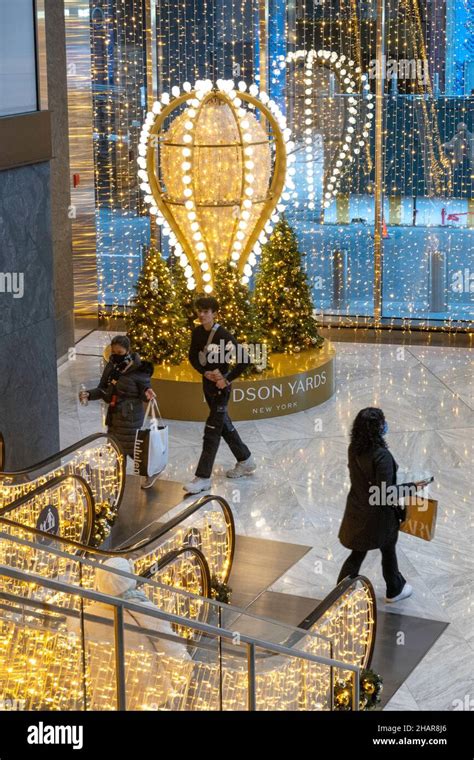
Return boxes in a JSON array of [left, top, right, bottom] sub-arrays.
[[134, 399, 168, 477]]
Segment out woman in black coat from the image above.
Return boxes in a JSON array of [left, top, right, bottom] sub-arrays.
[[337, 407, 429, 602], [79, 335, 157, 487]]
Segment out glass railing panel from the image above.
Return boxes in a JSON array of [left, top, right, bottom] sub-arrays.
[[130, 496, 234, 584], [307, 578, 376, 672], [0, 435, 125, 546], [0, 526, 211, 630], [0, 582, 87, 710], [0, 476, 94, 546], [0, 556, 364, 712], [0, 529, 371, 712]]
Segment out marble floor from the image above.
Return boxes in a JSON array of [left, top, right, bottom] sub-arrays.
[[59, 330, 473, 711]]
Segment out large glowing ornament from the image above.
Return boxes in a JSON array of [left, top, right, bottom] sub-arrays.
[[138, 79, 289, 293], [285, 49, 372, 211]]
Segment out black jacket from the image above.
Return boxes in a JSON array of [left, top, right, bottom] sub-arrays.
[[188, 324, 250, 396], [338, 444, 415, 551], [88, 353, 153, 457]]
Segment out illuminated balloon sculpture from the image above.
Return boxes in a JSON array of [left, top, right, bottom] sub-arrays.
[[137, 78, 292, 293]]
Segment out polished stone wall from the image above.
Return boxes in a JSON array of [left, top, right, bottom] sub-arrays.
[[45, 0, 75, 359], [0, 162, 60, 469]]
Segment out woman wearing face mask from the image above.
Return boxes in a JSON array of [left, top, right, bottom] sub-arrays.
[[79, 335, 157, 488], [337, 407, 430, 603]]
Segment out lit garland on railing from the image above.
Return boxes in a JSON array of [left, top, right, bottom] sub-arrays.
[[0, 552, 374, 711], [0, 439, 125, 546], [132, 508, 232, 585]]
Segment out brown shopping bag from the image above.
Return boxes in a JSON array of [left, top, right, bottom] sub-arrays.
[[400, 495, 438, 541]]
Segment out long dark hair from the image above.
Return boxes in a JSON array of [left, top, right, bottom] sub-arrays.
[[350, 407, 386, 455]]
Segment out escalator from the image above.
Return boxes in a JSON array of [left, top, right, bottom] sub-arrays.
[[0, 504, 375, 710], [0, 464, 235, 584], [0, 432, 126, 546], [0, 445, 376, 710]]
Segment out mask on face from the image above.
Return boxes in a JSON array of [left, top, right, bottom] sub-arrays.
[[382, 421, 388, 435], [111, 353, 130, 365]]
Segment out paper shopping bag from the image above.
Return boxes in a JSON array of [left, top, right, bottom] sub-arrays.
[[400, 495, 438, 542]]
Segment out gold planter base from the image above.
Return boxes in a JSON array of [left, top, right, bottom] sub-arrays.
[[151, 342, 336, 421]]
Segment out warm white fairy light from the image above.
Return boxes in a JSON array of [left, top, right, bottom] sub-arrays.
[[139, 78, 288, 291], [285, 49, 372, 211]]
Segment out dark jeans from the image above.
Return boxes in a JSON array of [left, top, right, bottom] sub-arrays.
[[195, 387, 251, 479], [337, 541, 406, 599]]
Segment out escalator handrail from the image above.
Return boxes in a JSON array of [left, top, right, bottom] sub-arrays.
[[0, 545, 213, 650], [0, 474, 96, 546], [288, 575, 377, 667], [0, 518, 213, 609], [0, 431, 125, 479], [2, 479, 235, 584], [119, 493, 236, 583], [140, 545, 212, 600], [0, 486, 234, 578], [0, 546, 211, 619], [0, 431, 126, 519]]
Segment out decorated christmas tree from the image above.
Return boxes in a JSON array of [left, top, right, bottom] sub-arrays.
[[127, 248, 189, 364], [167, 254, 196, 330], [253, 217, 324, 353], [213, 262, 257, 343], [210, 262, 269, 373]]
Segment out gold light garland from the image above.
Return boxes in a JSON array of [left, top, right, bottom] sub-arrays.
[[0, 440, 125, 546], [0, 551, 375, 711]]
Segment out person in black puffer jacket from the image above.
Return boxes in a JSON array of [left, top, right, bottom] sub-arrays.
[[79, 335, 157, 487]]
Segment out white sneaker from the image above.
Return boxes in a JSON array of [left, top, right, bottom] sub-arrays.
[[226, 456, 256, 479], [183, 477, 211, 494], [385, 583, 413, 603], [141, 473, 161, 489]]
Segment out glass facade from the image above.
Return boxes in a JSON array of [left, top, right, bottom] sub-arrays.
[[0, 0, 37, 116], [80, 0, 472, 327]]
